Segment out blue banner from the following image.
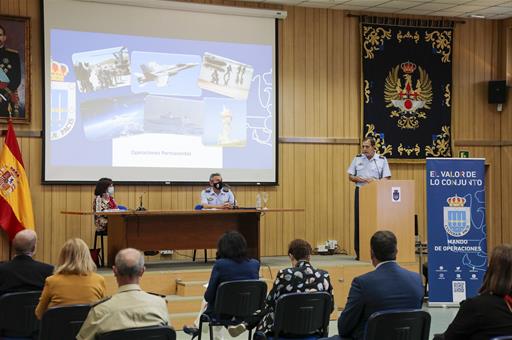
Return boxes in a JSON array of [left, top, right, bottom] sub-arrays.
[[426, 158, 487, 305]]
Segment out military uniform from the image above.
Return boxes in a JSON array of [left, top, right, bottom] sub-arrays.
[[347, 153, 391, 186], [76, 284, 169, 340], [0, 46, 21, 117], [200, 186, 235, 207], [347, 153, 391, 259]]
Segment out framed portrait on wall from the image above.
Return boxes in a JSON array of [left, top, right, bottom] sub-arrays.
[[0, 16, 30, 123]]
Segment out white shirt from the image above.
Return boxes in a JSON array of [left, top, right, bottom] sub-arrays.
[[200, 187, 235, 206], [347, 153, 391, 187], [375, 260, 397, 269]]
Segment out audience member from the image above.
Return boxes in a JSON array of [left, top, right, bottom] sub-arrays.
[[435, 244, 512, 340], [0, 230, 53, 296], [336, 230, 423, 340], [227, 239, 333, 338], [76, 248, 169, 340], [35, 238, 105, 319], [183, 231, 260, 339]]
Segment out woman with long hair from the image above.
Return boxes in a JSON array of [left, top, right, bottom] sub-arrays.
[[35, 238, 106, 319], [439, 244, 512, 339]]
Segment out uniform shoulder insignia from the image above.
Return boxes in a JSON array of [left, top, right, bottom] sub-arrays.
[[91, 296, 111, 307], [5, 48, 18, 54], [147, 291, 166, 298], [356, 154, 362, 157], [204, 187, 212, 193], [222, 187, 230, 193], [379, 155, 385, 159]]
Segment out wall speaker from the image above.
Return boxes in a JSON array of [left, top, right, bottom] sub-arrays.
[[488, 80, 507, 104]]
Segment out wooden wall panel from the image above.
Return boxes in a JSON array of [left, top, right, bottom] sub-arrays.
[[0, 0, 509, 264]]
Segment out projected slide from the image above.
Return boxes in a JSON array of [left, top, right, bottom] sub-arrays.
[[47, 29, 274, 182]]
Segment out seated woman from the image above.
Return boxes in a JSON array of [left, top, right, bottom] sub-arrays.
[[183, 231, 260, 338], [228, 239, 333, 338], [35, 238, 106, 319], [436, 244, 512, 340], [93, 178, 118, 233]]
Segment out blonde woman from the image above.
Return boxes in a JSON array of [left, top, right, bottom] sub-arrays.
[[35, 238, 106, 319]]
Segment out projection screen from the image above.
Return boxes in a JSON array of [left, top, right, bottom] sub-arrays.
[[43, 0, 280, 184]]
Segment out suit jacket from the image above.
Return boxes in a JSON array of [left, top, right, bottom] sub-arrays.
[[443, 293, 512, 340], [35, 272, 106, 319], [0, 255, 53, 296], [204, 258, 260, 313], [337, 261, 424, 340]]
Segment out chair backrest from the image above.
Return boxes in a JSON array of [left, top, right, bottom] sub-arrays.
[[273, 291, 332, 338], [364, 309, 431, 340], [491, 337, 512, 340], [0, 290, 41, 338], [39, 304, 91, 340], [96, 325, 176, 340], [213, 280, 267, 318]]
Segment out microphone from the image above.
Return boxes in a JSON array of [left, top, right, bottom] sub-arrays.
[[136, 192, 146, 211], [373, 159, 383, 180]]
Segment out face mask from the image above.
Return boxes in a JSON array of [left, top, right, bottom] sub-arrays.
[[213, 181, 223, 190], [107, 186, 115, 195]]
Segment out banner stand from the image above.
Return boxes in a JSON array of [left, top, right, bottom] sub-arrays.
[[426, 158, 487, 307]]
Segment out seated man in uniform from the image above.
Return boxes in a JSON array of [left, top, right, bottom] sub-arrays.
[[76, 248, 169, 340], [200, 173, 236, 209]]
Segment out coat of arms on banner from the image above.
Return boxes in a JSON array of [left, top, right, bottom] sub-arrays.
[[443, 195, 470, 237], [384, 61, 432, 130], [0, 165, 20, 195], [361, 18, 453, 159]]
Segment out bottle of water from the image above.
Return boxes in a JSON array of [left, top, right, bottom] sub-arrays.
[[255, 192, 262, 209]]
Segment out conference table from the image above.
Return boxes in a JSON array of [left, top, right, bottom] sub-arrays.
[[62, 208, 301, 266]]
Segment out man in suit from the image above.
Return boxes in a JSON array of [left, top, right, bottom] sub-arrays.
[[337, 230, 423, 340], [77, 248, 169, 340], [0, 229, 53, 296]]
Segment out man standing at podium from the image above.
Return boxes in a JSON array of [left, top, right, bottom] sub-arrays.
[[347, 137, 391, 260], [201, 173, 236, 209]]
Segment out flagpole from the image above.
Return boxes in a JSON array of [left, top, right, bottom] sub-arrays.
[[8, 112, 14, 260], [8, 111, 12, 260]]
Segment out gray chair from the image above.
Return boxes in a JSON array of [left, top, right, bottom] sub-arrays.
[[365, 309, 431, 340], [198, 280, 267, 340], [96, 325, 176, 340], [0, 291, 41, 339], [39, 304, 91, 340], [271, 291, 333, 339]]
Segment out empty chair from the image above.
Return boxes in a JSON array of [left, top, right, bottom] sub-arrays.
[[0, 291, 41, 339], [96, 325, 176, 340], [364, 309, 431, 340], [271, 292, 332, 339], [198, 280, 267, 340], [39, 304, 91, 340]]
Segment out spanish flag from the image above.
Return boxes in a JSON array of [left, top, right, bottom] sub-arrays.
[[0, 120, 34, 240]]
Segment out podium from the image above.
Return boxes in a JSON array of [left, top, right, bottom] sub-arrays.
[[359, 180, 415, 262]]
